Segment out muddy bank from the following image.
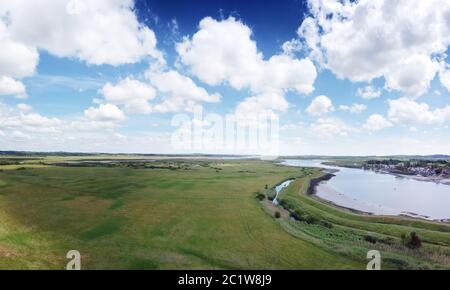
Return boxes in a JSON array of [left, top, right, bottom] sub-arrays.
[[306, 173, 335, 195]]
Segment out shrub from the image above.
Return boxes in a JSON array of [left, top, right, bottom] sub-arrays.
[[290, 210, 303, 221], [289, 212, 299, 221], [401, 232, 422, 249], [278, 199, 294, 210], [288, 210, 333, 228], [406, 232, 422, 249], [364, 235, 377, 244], [275, 211, 281, 219], [255, 192, 265, 201]]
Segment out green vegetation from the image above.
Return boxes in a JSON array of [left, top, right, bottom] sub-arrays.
[[0, 158, 360, 269], [401, 232, 422, 249], [269, 172, 450, 269], [0, 156, 448, 269]]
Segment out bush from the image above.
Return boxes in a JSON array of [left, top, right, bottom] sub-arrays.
[[255, 192, 265, 201], [291, 210, 303, 221], [364, 235, 377, 244], [274, 211, 281, 219], [407, 232, 422, 249], [289, 212, 299, 221], [289, 210, 332, 228]]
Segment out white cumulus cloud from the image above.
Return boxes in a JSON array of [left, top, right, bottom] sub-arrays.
[[388, 97, 450, 125], [357, 85, 381, 100], [0, 103, 63, 134], [100, 78, 156, 114], [84, 104, 126, 122], [339, 103, 367, 114], [0, 0, 162, 66], [177, 16, 317, 118], [306, 95, 334, 116], [310, 117, 351, 138], [0, 22, 39, 79], [0, 76, 27, 98], [440, 67, 450, 93], [17, 103, 32, 112], [363, 114, 392, 131], [0, 0, 164, 103], [97, 70, 221, 115], [149, 70, 221, 113], [298, 0, 450, 98]]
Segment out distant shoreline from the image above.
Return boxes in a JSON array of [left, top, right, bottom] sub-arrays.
[[392, 172, 450, 186], [321, 162, 450, 186], [308, 170, 450, 223]]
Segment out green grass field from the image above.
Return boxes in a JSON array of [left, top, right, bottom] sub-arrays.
[[0, 160, 362, 269], [0, 158, 448, 269]]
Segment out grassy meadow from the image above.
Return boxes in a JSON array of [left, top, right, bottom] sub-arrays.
[[0, 156, 448, 269], [0, 158, 361, 269]]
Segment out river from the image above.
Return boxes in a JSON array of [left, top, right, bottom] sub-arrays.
[[272, 179, 295, 205], [281, 159, 450, 221]]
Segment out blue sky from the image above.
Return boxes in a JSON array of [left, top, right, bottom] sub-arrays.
[[135, 0, 307, 54], [0, 0, 449, 155]]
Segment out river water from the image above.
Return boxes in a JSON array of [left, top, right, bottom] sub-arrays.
[[272, 179, 295, 205], [281, 159, 450, 220]]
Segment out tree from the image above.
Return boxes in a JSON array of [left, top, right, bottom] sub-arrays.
[[255, 192, 265, 201], [407, 232, 422, 249], [402, 232, 422, 249]]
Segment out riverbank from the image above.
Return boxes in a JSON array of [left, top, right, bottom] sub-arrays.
[[261, 172, 450, 269], [308, 169, 450, 223], [306, 173, 335, 195], [395, 172, 450, 186], [323, 161, 450, 186], [286, 159, 450, 221]]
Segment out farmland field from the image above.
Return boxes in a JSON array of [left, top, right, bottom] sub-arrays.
[[0, 157, 448, 269]]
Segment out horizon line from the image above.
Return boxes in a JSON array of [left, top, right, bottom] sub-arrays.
[[1, 150, 449, 158]]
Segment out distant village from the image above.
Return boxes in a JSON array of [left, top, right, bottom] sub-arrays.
[[363, 159, 450, 179]]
